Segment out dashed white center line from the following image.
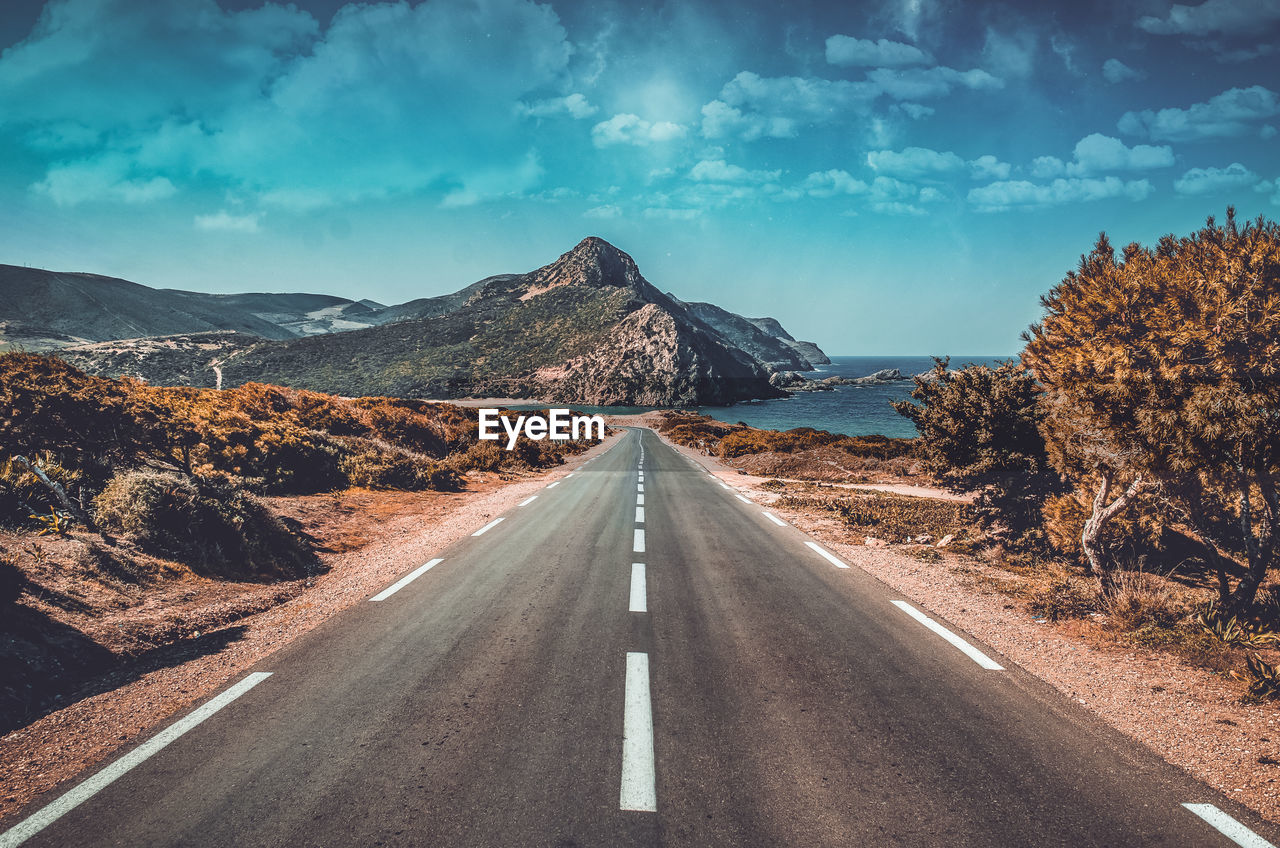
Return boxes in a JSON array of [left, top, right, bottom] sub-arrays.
[[370, 558, 444, 601], [0, 672, 273, 848], [633, 528, 645, 553], [636, 493, 644, 505], [620, 652, 657, 812], [762, 511, 786, 526], [805, 540, 850, 569], [629, 563, 647, 613], [735, 493, 751, 504], [518, 495, 537, 507], [637, 483, 644, 493], [472, 517, 504, 537], [892, 600, 1004, 670], [635, 506, 645, 523], [547, 481, 561, 489], [1183, 804, 1277, 848]]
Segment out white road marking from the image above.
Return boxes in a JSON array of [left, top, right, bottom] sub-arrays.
[[547, 481, 561, 489], [370, 559, 444, 601], [472, 517, 504, 537], [0, 672, 273, 848], [637, 493, 644, 505], [719, 482, 732, 490], [518, 496, 537, 507], [1184, 804, 1277, 848], [633, 529, 645, 553], [636, 506, 645, 523], [762, 511, 787, 526], [620, 652, 657, 812], [637, 483, 644, 493], [735, 494, 751, 504], [630, 563, 647, 613], [892, 600, 1004, 670], [805, 540, 850, 569], [566, 473, 575, 478]]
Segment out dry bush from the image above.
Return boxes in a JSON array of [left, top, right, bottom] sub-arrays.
[[778, 492, 970, 540], [1027, 576, 1096, 621], [1099, 571, 1184, 630], [337, 441, 459, 491], [92, 470, 314, 580]]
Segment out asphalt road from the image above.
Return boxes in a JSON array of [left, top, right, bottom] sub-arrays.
[[4, 428, 1277, 847]]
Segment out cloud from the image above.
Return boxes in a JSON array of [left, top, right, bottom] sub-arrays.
[[981, 27, 1036, 79], [1102, 58, 1146, 83], [892, 102, 935, 119], [701, 71, 880, 140], [583, 204, 622, 219], [866, 66, 1003, 100], [31, 154, 177, 205], [1136, 0, 1280, 36], [968, 155, 1012, 180], [1031, 156, 1066, 179], [517, 93, 597, 119], [796, 169, 869, 198], [871, 201, 925, 216], [867, 146, 964, 179], [1050, 34, 1082, 76], [1, 0, 575, 207], [825, 35, 931, 67], [591, 113, 687, 147], [1119, 85, 1280, 141], [194, 210, 261, 232], [968, 177, 1154, 211], [688, 159, 781, 184], [1067, 133, 1174, 174], [1172, 162, 1260, 195], [642, 207, 700, 220], [1254, 176, 1280, 205]]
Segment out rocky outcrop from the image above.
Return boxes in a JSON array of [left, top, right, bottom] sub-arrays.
[[746, 317, 831, 367], [678, 301, 812, 372]]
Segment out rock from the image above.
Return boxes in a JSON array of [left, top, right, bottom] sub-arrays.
[[914, 534, 934, 544], [936, 533, 955, 548], [865, 536, 888, 547]]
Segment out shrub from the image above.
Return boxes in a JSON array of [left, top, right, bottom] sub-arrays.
[[92, 470, 313, 580], [777, 492, 970, 540], [337, 442, 459, 490], [1099, 571, 1182, 630], [1027, 576, 1096, 621]]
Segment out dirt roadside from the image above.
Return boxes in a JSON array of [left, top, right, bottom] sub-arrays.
[[652, 426, 1280, 825], [0, 431, 622, 825]]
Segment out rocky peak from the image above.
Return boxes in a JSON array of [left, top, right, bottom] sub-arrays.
[[525, 236, 647, 295]]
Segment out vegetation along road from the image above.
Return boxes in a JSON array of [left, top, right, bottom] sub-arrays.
[[2, 428, 1275, 847]]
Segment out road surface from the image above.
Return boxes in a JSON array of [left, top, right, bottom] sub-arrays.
[[3, 428, 1275, 847]]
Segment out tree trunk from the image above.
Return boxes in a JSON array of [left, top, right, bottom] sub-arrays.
[[1081, 471, 1145, 579], [1225, 474, 1278, 615], [12, 455, 96, 530]]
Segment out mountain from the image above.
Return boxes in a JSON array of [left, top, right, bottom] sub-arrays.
[[212, 238, 785, 405], [0, 265, 296, 350], [676, 299, 815, 371], [745, 317, 831, 367]]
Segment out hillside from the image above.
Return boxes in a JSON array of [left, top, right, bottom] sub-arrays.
[[219, 238, 787, 405]]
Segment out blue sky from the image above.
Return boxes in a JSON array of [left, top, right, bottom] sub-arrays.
[[1, 0, 1278, 354]]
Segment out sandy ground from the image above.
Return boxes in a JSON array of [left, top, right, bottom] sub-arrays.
[[653, 429, 1280, 825], [0, 431, 622, 825]]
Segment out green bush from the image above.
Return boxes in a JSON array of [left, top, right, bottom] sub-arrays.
[[92, 470, 313, 579]]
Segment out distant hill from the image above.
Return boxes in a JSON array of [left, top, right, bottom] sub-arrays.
[[14, 240, 830, 405]]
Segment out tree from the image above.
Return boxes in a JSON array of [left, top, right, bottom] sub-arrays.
[[1024, 210, 1280, 613], [893, 358, 1064, 544]]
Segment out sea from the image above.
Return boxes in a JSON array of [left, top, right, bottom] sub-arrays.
[[504, 356, 1013, 438]]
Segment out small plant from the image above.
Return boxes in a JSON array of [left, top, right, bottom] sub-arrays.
[[1235, 653, 1280, 703], [1028, 576, 1095, 621], [1099, 571, 1181, 630], [29, 506, 71, 536], [1197, 605, 1280, 649]]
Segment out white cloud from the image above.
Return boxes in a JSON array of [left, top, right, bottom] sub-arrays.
[[1137, 0, 1280, 36], [866, 66, 1003, 100], [194, 210, 261, 232], [870, 175, 918, 202], [583, 204, 622, 219], [892, 102, 935, 119], [871, 200, 925, 216], [517, 93, 597, 119], [981, 27, 1036, 79], [1102, 58, 1145, 83], [1172, 162, 1259, 194], [701, 71, 881, 140], [968, 154, 1012, 180], [968, 177, 1154, 211], [31, 154, 177, 205], [643, 207, 700, 220], [1254, 176, 1280, 205], [796, 169, 869, 198], [825, 35, 931, 67], [688, 159, 781, 184], [591, 113, 687, 147], [1067, 133, 1174, 174], [867, 146, 964, 179], [1119, 85, 1280, 141], [1031, 156, 1066, 179]]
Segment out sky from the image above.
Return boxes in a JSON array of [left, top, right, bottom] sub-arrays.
[[0, 0, 1278, 355]]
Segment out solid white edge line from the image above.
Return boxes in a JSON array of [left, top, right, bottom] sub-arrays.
[[0, 672, 273, 848], [633, 528, 645, 553], [566, 473, 575, 478], [762, 511, 787, 526], [472, 517, 504, 537], [547, 481, 561, 489], [719, 482, 732, 490], [1184, 804, 1277, 848], [620, 652, 657, 812], [891, 600, 1004, 670], [735, 494, 751, 504], [804, 540, 850, 569], [629, 563, 647, 613], [636, 506, 645, 523], [370, 558, 445, 601], [518, 495, 537, 507]]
